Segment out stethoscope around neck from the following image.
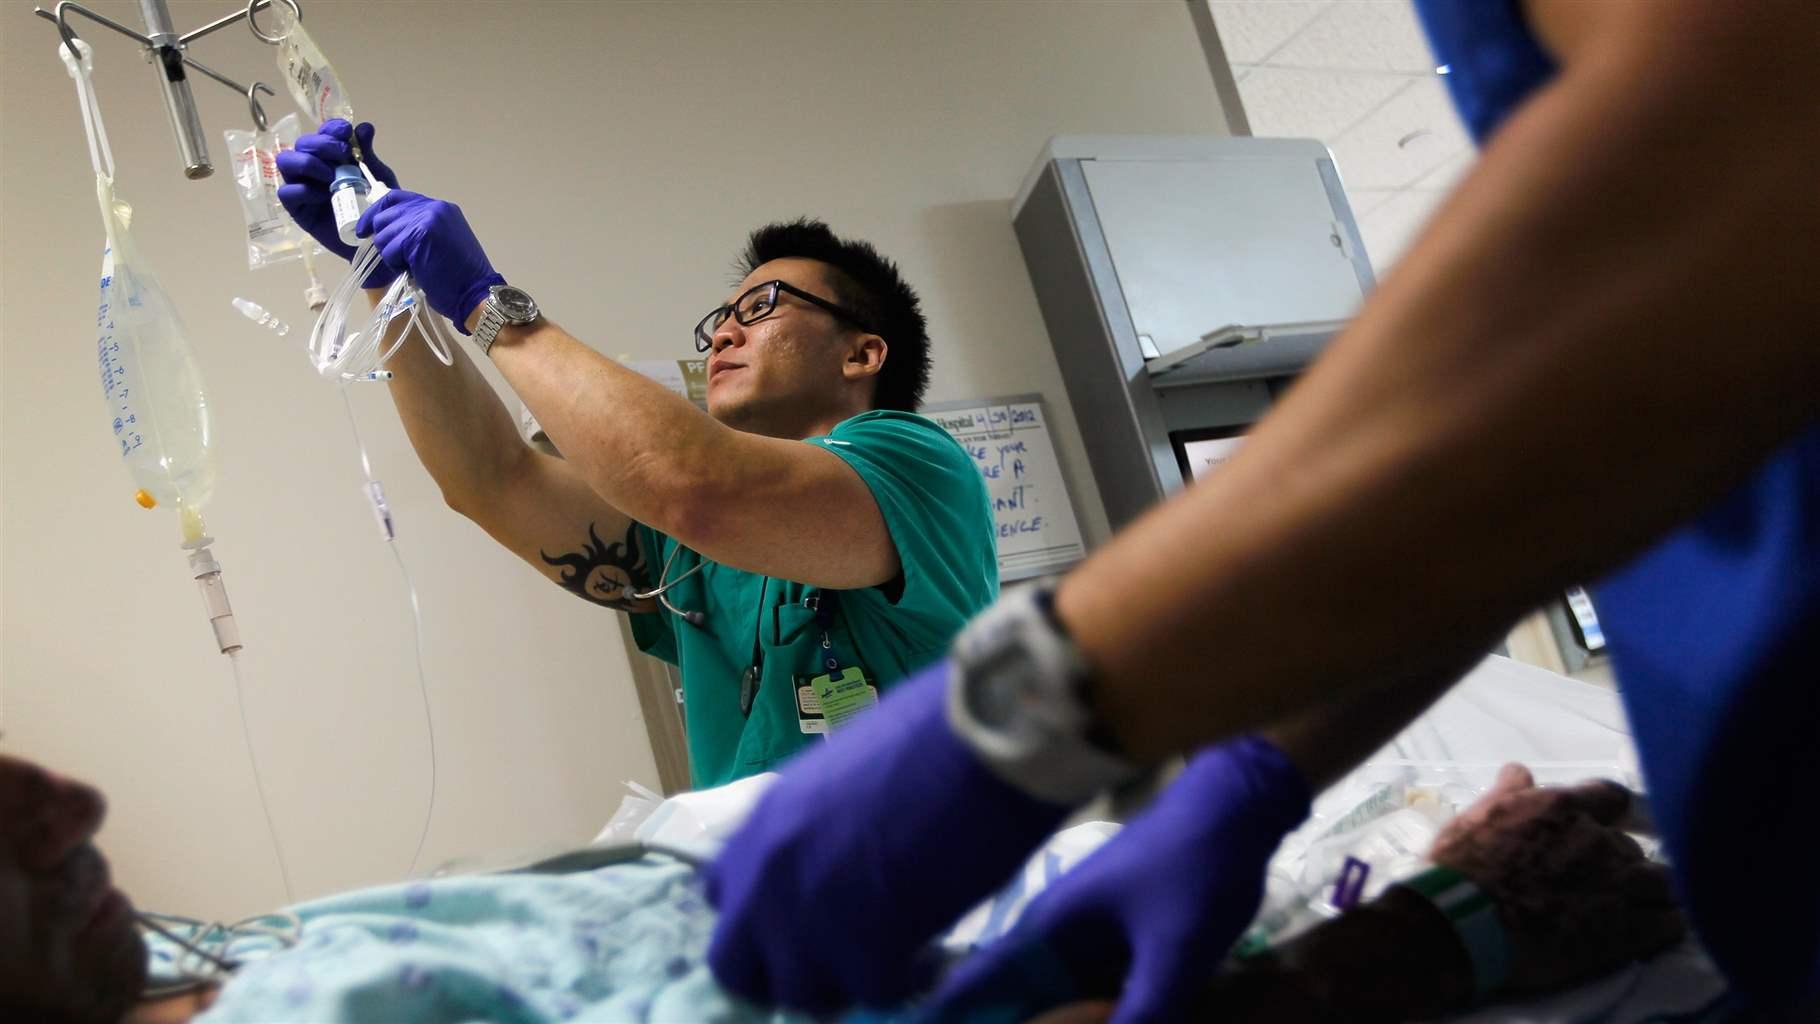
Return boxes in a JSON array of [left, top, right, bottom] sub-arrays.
[[622, 543, 708, 626]]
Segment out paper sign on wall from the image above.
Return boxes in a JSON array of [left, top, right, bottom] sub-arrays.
[[624, 359, 710, 408], [925, 396, 1086, 581]]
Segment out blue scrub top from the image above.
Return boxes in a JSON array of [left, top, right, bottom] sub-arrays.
[[1413, 0, 1820, 1001]]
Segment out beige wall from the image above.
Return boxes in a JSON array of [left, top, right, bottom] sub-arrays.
[[0, 0, 1226, 920]]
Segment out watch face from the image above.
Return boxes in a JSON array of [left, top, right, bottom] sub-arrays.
[[964, 650, 1031, 729], [495, 286, 537, 321]]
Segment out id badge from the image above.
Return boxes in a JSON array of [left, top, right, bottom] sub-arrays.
[[796, 682, 828, 734], [807, 666, 879, 732]]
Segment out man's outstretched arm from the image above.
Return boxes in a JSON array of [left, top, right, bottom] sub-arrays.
[[1060, 0, 1820, 759]]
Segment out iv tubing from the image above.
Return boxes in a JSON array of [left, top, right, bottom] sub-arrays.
[[310, 239, 458, 383], [228, 648, 296, 904], [339, 386, 439, 878]]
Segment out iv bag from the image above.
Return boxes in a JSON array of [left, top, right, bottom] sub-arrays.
[[225, 113, 322, 269], [277, 22, 353, 124], [96, 175, 217, 526]]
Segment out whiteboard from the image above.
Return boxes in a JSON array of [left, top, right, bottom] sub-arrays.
[[924, 395, 1087, 581]]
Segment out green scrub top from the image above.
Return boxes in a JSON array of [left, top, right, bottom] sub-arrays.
[[629, 410, 999, 787]]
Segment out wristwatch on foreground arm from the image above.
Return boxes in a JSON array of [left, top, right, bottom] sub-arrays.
[[945, 578, 1143, 804], [473, 284, 541, 357]]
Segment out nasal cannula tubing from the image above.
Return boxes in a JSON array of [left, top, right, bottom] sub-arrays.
[[135, 908, 303, 999]]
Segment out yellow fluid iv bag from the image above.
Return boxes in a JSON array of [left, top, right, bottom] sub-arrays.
[[67, 37, 239, 655], [96, 175, 218, 543]]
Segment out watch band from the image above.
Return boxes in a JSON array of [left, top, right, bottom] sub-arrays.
[[945, 579, 1140, 805], [473, 299, 509, 357], [474, 285, 538, 358]]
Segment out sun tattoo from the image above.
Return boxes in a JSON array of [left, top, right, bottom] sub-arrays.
[[541, 522, 651, 609]]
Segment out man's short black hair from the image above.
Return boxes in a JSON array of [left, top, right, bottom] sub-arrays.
[[737, 218, 930, 412]]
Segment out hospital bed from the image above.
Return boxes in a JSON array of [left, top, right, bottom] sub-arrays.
[[611, 655, 1728, 1023]]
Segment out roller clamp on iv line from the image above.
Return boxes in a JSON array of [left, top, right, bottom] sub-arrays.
[[946, 578, 1143, 804]]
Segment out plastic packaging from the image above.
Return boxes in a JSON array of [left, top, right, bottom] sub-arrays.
[[595, 780, 667, 845], [592, 772, 781, 858], [224, 113, 323, 269]]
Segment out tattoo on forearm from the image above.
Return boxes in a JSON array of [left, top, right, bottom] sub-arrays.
[[541, 522, 651, 610]]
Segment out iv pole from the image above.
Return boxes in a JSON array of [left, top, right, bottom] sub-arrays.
[[32, 0, 303, 178]]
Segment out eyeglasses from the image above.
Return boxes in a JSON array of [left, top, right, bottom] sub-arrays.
[[694, 280, 875, 353]]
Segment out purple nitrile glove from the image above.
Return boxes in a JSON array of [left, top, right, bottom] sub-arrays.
[[274, 119, 400, 287], [355, 190, 504, 333], [704, 660, 1076, 1015], [919, 735, 1312, 1024]]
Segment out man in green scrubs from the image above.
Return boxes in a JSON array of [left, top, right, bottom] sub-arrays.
[[618, 226, 996, 783], [279, 132, 1001, 787], [627, 400, 999, 784]]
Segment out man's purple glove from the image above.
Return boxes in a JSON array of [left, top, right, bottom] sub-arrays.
[[704, 660, 1075, 1014], [919, 735, 1311, 1024], [274, 119, 400, 286], [355, 191, 505, 332]]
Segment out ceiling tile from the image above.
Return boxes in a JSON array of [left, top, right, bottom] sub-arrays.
[[1359, 188, 1449, 271], [1327, 76, 1471, 189], [1344, 187, 1399, 219], [1236, 66, 1407, 140], [1410, 148, 1475, 191], [1269, 0, 1437, 73], [1207, 2, 1334, 65]]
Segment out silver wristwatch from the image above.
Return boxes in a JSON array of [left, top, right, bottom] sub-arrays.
[[473, 284, 541, 357], [946, 579, 1140, 804]]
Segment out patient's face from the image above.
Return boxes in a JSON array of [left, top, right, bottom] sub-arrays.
[[0, 753, 145, 1023]]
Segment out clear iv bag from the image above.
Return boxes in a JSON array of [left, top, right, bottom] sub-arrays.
[[96, 174, 217, 527], [63, 36, 216, 534], [277, 21, 353, 124]]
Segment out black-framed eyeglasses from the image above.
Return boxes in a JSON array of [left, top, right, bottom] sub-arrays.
[[693, 280, 875, 353]]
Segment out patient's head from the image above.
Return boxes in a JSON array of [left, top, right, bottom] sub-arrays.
[[0, 753, 145, 1023]]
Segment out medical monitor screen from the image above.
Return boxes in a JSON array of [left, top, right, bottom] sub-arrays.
[[1172, 426, 1248, 483]]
